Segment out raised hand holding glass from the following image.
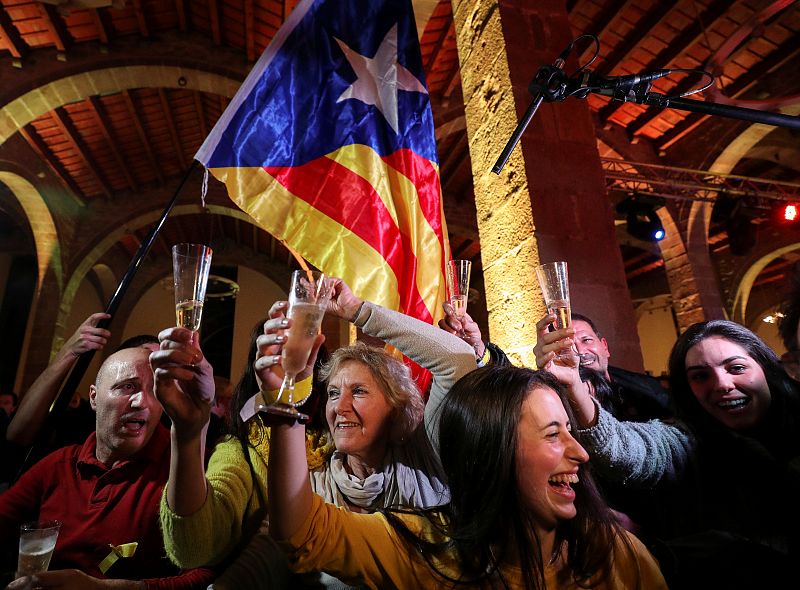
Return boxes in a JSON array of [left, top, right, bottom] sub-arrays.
[[535, 261, 591, 364], [263, 270, 332, 421]]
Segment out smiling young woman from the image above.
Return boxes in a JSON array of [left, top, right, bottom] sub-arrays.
[[657, 320, 800, 587]]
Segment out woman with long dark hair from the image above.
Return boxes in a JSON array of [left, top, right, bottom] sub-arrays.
[[658, 320, 800, 587], [268, 366, 667, 589], [542, 319, 800, 587]]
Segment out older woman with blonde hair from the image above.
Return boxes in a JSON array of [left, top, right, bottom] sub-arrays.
[[309, 341, 441, 513]]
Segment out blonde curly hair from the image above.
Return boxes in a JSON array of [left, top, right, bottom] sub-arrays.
[[318, 343, 424, 443]]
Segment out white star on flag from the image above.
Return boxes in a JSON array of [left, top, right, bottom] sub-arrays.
[[335, 24, 428, 134]]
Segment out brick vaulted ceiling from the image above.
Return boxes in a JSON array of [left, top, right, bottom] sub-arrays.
[[1, 0, 799, 321]]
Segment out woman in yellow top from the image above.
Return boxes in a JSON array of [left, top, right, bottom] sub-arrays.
[[268, 366, 668, 589]]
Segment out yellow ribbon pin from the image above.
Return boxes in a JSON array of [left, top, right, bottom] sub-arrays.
[[99, 542, 138, 574]]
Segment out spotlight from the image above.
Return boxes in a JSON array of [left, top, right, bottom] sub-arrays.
[[773, 202, 800, 224], [616, 195, 666, 242]]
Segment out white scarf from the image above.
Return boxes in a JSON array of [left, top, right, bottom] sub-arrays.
[[310, 427, 450, 510]]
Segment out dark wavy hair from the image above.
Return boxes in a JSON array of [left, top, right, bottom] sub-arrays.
[[386, 366, 629, 590], [571, 313, 602, 338], [668, 319, 797, 435]]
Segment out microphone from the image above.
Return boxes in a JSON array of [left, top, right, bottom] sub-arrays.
[[599, 69, 672, 89], [590, 69, 673, 102]]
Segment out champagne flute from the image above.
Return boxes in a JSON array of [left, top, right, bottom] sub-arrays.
[[262, 269, 332, 421], [534, 261, 591, 364], [172, 243, 213, 331], [17, 520, 61, 578], [446, 259, 472, 336]]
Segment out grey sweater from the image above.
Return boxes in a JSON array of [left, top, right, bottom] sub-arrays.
[[578, 398, 695, 487]]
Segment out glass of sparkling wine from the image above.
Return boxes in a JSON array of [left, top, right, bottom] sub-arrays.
[[17, 520, 61, 578], [535, 261, 571, 330], [535, 261, 587, 363], [172, 243, 213, 331], [446, 259, 472, 322], [263, 269, 333, 421]]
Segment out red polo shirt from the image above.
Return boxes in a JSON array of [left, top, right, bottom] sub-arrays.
[[0, 425, 214, 589]]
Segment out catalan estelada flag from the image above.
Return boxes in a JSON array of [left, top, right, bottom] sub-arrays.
[[195, 0, 449, 334]]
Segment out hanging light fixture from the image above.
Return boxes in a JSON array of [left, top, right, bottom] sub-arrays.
[[616, 194, 666, 242]]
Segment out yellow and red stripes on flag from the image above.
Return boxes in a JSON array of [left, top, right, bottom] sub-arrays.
[[208, 144, 449, 324]]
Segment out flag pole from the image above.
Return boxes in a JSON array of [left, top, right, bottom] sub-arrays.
[[16, 160, 199, 477]]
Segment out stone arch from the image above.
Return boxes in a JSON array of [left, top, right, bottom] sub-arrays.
[[731, 243, 800, 324], [0, 65, 241, 145], [686, 104, 800, 253], [52, 204, 270, 353], [90, 263, 119, 304], [680, 106, 800, 321], [0, 171, 61, 294]]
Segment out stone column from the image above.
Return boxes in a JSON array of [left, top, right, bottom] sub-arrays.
[[452, 0, 645, 370], [451, 0, 543, 366]]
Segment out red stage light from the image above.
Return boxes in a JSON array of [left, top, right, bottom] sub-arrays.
[[784, 204, 798, 222]]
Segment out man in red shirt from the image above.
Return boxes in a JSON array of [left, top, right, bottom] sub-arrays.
[[0, 346, 214, 589]]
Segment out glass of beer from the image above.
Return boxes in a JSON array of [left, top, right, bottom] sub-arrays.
[[262, 269, 333, 421], [446, 259, 472, 319], [17, 520, 61, 578], [172, 243, 213, 331]]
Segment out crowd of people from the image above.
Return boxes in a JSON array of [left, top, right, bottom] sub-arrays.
[[1, 271, 799, 589]]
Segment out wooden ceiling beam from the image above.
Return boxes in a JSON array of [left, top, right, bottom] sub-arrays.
[[175, 0, 189, 32], [577, 0, 634, 64], [122, 90, 165, 185], [52, 107, 113, 199], [597, 0, 737, 126], [626, 259, 664, 280], [39, 3, 70, 54], [442, 67, 461, 101], [132, 0, 150, 38], [193, 91, 208, 139], [0, 6, 27, 61], [656, 33, 800, 152], [593, 1, 679, 77], [244, 0, 256, 62], [86, 96, 139, 193], [440, 137, 468, 181], [88, 8, 111, 45], [424, 18, 451, 72], [208, 0, 222, 45], [18, 125, 85, 206], [158, 89, 187, 171]]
